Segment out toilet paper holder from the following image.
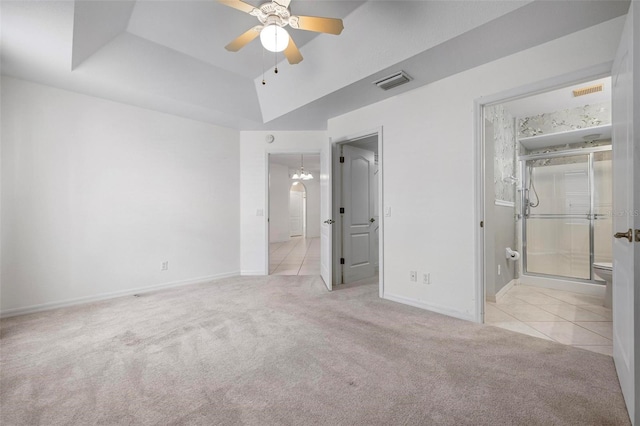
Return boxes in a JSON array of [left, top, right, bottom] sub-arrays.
[[506, 247, 520, 261]]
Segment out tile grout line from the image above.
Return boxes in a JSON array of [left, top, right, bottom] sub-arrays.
[[488, 285, 613, 352]]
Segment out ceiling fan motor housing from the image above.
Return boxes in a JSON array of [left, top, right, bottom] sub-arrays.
[[253, 2, 291, 27]]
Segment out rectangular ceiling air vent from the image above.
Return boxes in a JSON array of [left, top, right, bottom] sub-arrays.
[[374, 71, 412, 91], [573, 83, 604, 97]]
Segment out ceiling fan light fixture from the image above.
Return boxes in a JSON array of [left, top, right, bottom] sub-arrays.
[[260, 24, 290, 52]]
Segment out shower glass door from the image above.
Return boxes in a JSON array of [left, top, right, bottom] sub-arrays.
[[523, 154, 591, 280]]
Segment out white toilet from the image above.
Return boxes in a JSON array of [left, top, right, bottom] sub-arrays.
[[593, 262, 613, 309]]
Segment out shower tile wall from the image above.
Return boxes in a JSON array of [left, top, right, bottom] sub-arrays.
[[486, 104, 516, 203], [519, 101, 611, 138]]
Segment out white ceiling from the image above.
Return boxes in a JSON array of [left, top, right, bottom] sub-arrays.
[[0, 1, 630, 130], [501, 77, 612, 118]]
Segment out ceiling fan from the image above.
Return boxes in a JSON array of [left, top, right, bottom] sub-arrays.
[[218, 0, 344, 65]]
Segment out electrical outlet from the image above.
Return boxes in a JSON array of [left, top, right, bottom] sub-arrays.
[[161, 261, 169, 271], [498, 264, 501, 276], [409, 271, 417, 282], [423, 273, 431, 285]]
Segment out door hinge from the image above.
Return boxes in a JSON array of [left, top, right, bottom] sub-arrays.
[[340, 156, 345, 163], [340, 258, 345, 265], [480, 221, 484, 228], [340, 207, 345, 214]]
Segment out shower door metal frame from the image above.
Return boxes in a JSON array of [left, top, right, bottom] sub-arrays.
[[520, 145, 611, 284]]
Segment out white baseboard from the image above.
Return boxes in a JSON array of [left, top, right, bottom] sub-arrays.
[[241, 270, 267, 276], [383, 292, 475, 322], [0, 271, 240, 319], [486, 279, 517, 303]]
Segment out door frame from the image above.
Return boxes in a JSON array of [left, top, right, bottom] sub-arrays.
[[473, 62, 613, 324], [266, 150, 321, 274], [330, 127, 384, 297]]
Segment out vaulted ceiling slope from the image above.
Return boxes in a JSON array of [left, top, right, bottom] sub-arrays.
[[0, 1, 630, 130]]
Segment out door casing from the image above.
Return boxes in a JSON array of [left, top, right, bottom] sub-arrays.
[[266, 150, 321, 275], [330, 128, 384, 297], [474, 62, 613, 324]]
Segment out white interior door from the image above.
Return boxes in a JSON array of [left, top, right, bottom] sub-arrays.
[[342, 145, 376, 283], [611, 3, 638, 423], [289, 191, 304, 236], [320, 140, 332, 290]]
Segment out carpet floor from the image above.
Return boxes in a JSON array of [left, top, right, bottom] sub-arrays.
[[0, 275, 630, 425]]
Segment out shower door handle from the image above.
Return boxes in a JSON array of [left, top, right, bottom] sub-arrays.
[[614, 229, 633, 243]]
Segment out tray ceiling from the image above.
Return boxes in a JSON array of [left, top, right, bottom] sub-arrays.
[[0, 1, 630, 130]]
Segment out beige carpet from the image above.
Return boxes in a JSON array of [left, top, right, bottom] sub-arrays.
[[0, 275, 630, 425]]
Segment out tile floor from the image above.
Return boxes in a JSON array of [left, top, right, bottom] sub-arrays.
[[486, 284, 613, 356], [269, 236, 320, 275]]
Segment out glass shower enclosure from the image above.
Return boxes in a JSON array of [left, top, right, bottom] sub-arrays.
[[521, 147, 612, 282]]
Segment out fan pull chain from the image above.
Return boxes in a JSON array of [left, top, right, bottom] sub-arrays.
[[274, 51, 278, 74], [262, 46, 266, 85], [274, 29, 278, 74]]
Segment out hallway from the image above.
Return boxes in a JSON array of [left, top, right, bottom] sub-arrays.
[[269, 236, 320, 275]]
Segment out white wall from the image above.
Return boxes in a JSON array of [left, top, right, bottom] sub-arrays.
[[1, 77, 240, 315], [327, 17, 624, 320], [240, 131, 326, 275], [268, 163, 291, 243]]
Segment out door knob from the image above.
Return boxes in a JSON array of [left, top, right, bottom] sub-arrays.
[[614, 228, 633, 242], [324, 219, 335, 225], [370, 218, 375, 223]]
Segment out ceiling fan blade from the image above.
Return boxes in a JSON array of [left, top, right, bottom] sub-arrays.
[[218, 0, 258, 14], [225, 26, 263, 52], [290, 15, 344, 35], [274, 0, 291, 7], [283, 37, 303, 64]]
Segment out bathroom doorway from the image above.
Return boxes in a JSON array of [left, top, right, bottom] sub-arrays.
[[480, 74, 614, 355]]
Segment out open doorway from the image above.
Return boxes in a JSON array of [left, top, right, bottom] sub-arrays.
[[268, 153, 321, 276], [480, 75, 614, 356], [332, 134, 381, 288], [289, 182, 306, 237]]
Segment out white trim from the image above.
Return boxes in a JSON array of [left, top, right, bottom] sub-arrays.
[[384, 293, 475, 322], [0, 272, 240, 319], [486, 278, 517, 303], [266, 149, 321, 276], [474, 99, 486, 324], [494, 200, 515, 208], [241, 270, 266, 276], [330, 127, 384, 298]]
